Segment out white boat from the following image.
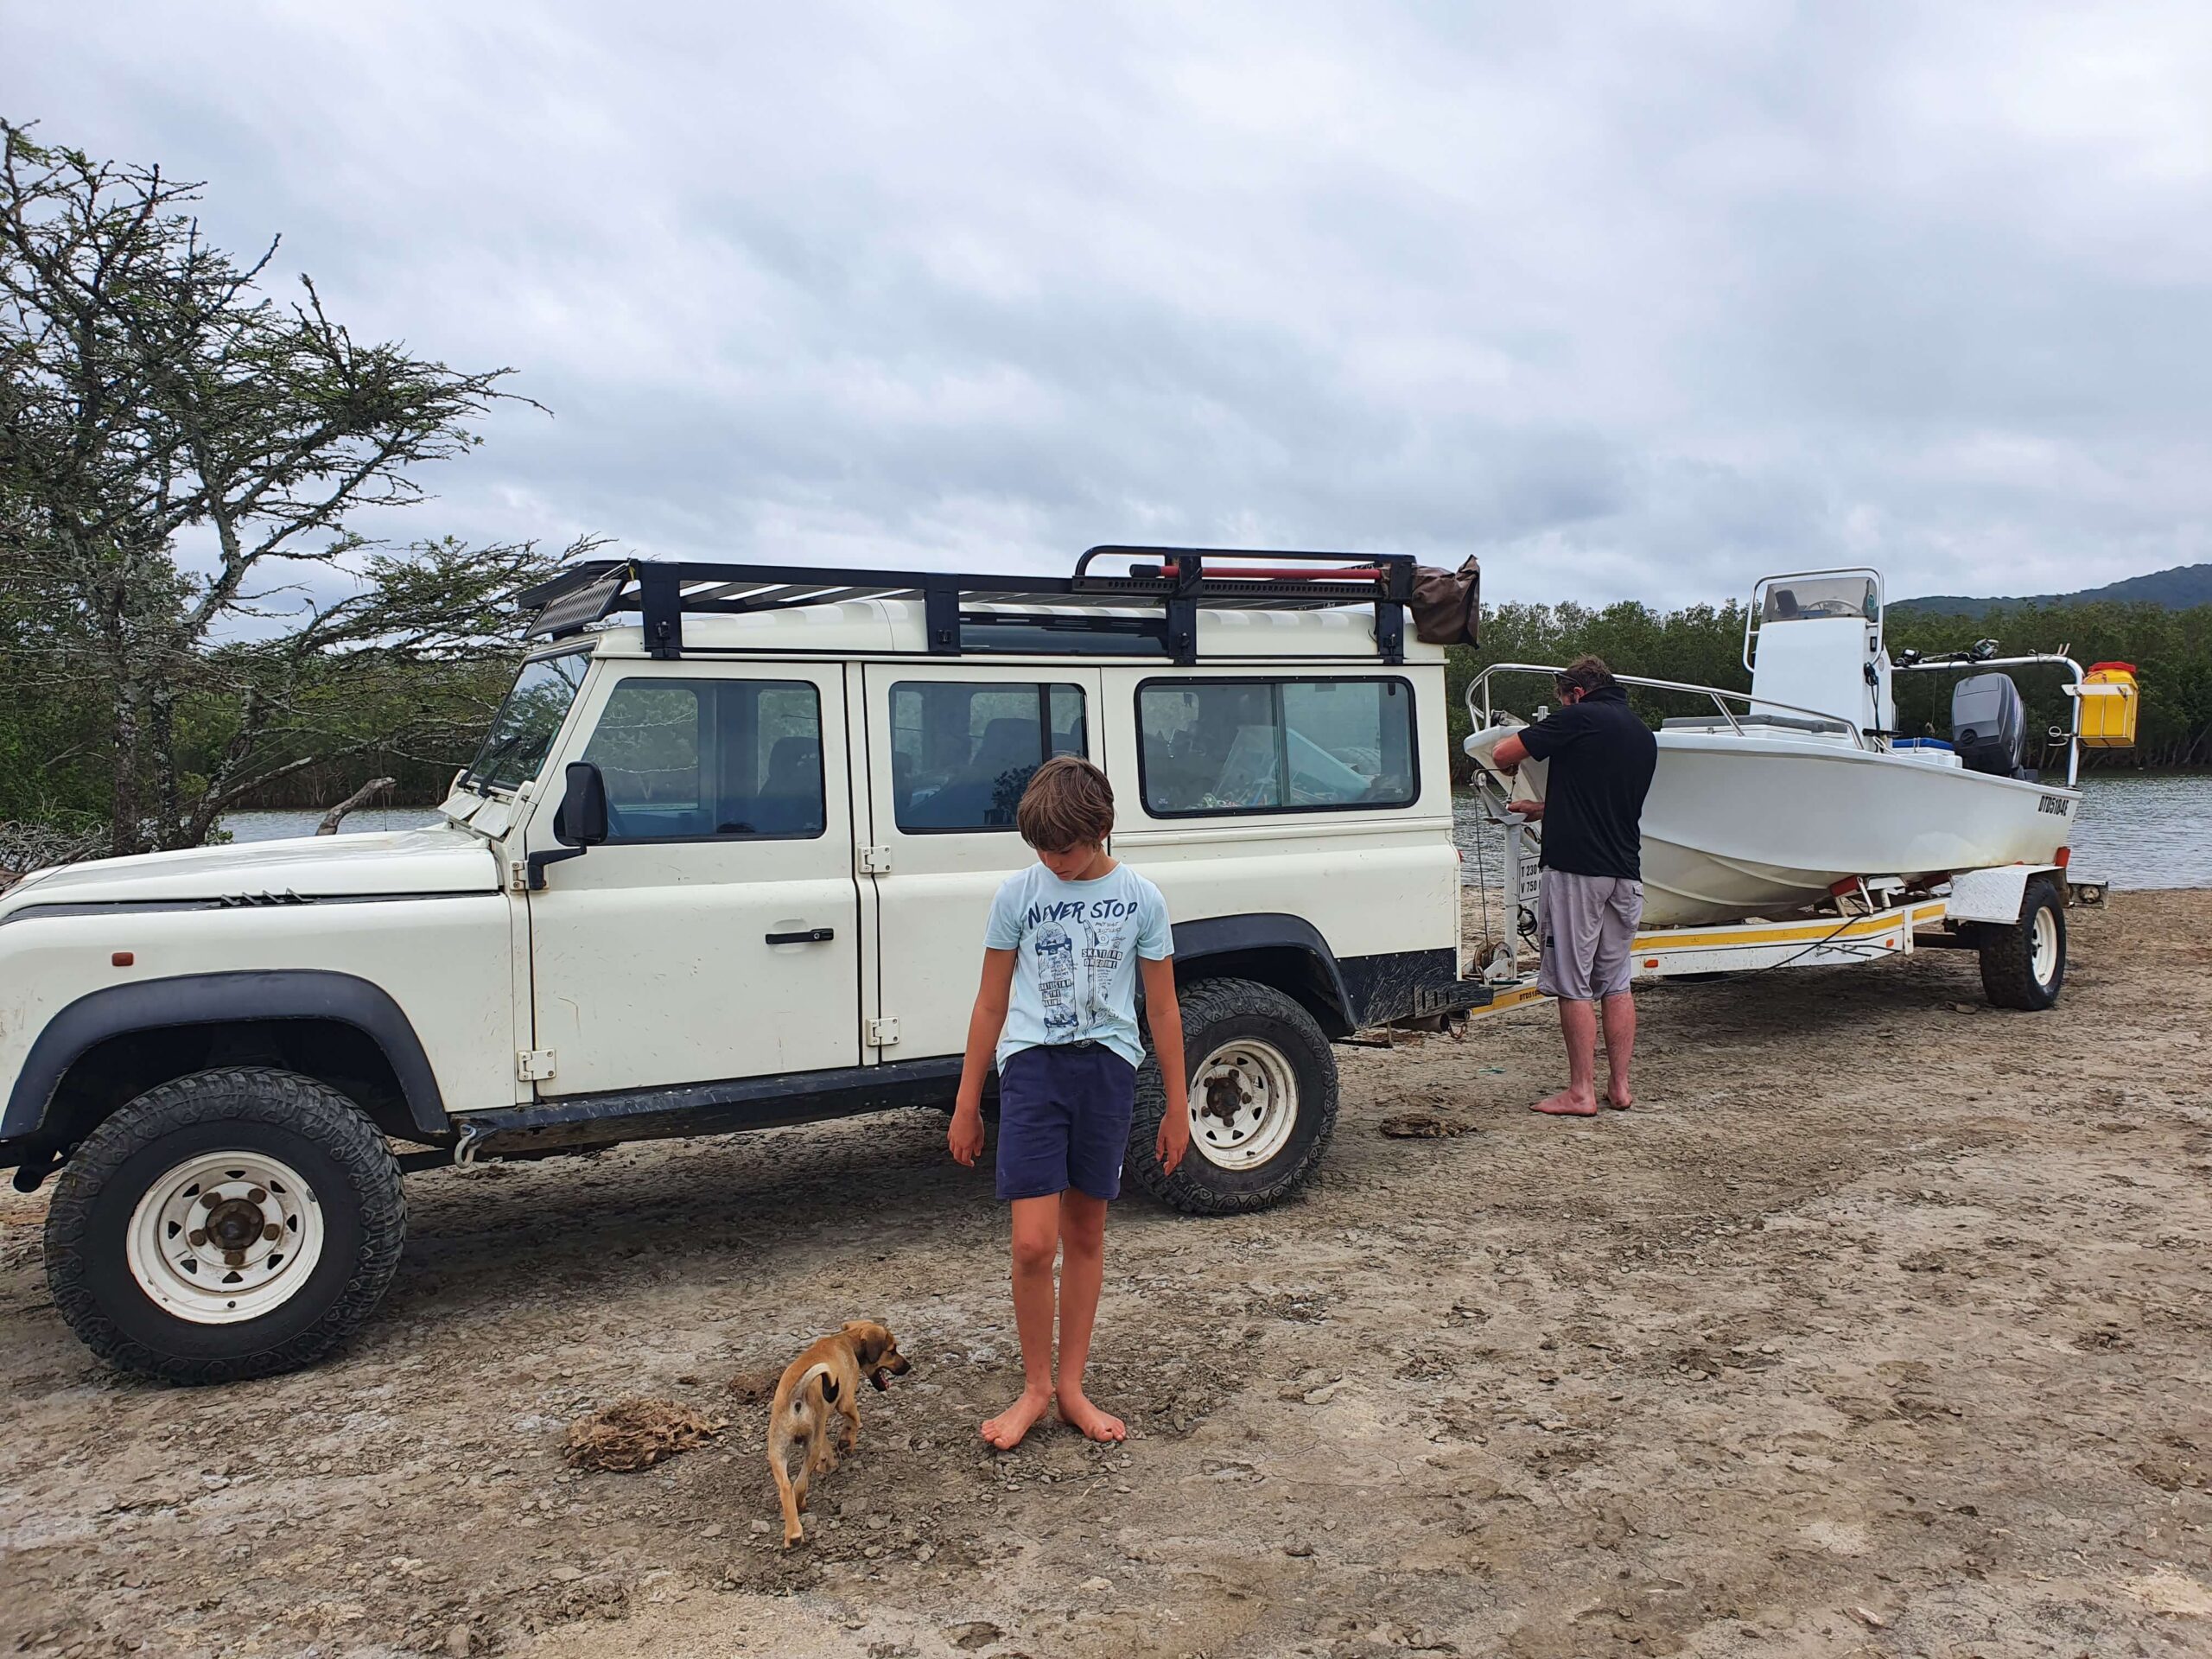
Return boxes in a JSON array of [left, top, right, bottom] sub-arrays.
[[1468, 568, 2100, 928]]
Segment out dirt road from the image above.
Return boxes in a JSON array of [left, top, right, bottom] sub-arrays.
[[3, 892, 2209, 1658]]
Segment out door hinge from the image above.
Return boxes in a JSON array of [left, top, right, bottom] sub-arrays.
[[857, 845, 893, 874], [866, 1017, 900, 1048], [516, 1048, 558, 1081]]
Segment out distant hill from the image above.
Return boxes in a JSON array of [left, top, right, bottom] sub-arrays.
[[1894, 563, 2212, 617]]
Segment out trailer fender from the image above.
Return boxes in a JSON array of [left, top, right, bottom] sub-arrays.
[[1943, 865, 2061, 925]]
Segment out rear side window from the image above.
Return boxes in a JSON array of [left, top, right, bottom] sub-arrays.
[[1136, 677, 1416, 817], [891, 683, 1086, 831], [580, 677, 824, 840]]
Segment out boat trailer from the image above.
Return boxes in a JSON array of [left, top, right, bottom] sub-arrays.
[[1453, 791, 2105, 1025]]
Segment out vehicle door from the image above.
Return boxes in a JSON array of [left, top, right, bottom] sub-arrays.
[[861, 666, 1102, 1059], [524, 662, 861, 1096]]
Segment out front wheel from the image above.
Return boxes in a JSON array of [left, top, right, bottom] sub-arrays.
[[43, 1068, 407, 1384], [1978, 874, 2067, 1011], [1130, 977, 1338, 1216]]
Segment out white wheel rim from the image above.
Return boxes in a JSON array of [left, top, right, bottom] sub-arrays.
[[124, 1151, 326, 1325], [1189, 1038, 1300, 1172], [2031, 907, 2060, 986]]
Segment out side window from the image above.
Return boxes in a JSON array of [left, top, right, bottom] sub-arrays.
[[1136, 677, 1416, 817], [891, 682, 1087, 832], [581, 677, 823, 840]]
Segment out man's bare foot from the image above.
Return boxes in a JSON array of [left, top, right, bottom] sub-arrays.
[[1056, 1384, 1127, 1443], [1531, 1088, 1599, 1117], [981, 1385, 1053, 1450], [1605, 1086, 1634, 1110]]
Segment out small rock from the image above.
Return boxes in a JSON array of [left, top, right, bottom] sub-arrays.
[[947, 1623, 1002, 1651], [444, 1626, 480, 1658], [549, 1565, 584, 1582], [1284, 1541, 1314, 1557], [700, 1523, 724, 1539], [1078, 1576, 1113, 1593], [1851, 1606, 1887, 1630], [750, 1518, 771, 1534], [1302, 1381, 1343, 1405]]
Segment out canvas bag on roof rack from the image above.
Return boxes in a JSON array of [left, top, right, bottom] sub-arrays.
[[1409, 557, 1480, 647]]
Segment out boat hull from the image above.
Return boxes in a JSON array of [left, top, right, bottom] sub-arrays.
[[1638, 734, 2079, 926]]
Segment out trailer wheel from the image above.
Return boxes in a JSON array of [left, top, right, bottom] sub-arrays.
[[43, 1068, 406, 1384], [1978, 874, 2067, 1011], [1130, 978, 1338, 1216]]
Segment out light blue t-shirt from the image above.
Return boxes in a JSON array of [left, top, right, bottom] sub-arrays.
[[984, 861, 1173, 1072]]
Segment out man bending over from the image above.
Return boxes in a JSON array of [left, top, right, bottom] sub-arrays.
[[1491, 655, 1658, 1117]]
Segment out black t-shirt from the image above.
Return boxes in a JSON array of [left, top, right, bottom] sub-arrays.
[[1518, 684, 1658, 880]]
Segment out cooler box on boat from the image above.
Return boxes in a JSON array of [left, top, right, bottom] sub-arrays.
[[2078, 661, 2139, 748]]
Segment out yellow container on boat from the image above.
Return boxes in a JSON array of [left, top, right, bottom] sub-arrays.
[[2080, 662, 2139, 748]]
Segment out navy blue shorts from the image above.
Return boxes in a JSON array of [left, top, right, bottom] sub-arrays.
[[995, 1042, 1138, 1202]]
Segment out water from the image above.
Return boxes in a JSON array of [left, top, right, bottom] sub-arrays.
[[1452, 771, 2212, 893], [2065, 773, 2212, 890], [219, 773, 2210, 889], [219, 805, 442, 842]]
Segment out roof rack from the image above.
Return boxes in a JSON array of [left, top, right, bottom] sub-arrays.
[[515, 545, 1421, 665]]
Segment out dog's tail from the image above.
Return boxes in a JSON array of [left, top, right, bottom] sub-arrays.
[[787, 1361, 840, 1419]]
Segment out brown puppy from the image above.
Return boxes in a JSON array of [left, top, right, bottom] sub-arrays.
[[767, 1320, 911, 1547]]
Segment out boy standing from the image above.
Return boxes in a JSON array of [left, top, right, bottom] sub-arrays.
[[948, 756, 1188, 1447]]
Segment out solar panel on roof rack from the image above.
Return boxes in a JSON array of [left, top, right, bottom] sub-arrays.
[[516, 545, 1422, 665]]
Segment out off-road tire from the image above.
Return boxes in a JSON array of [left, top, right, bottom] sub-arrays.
[[44, 1067, 406, 1384], [1978, 874, 2067, 1011], [1130, 977, 1338, 1216]]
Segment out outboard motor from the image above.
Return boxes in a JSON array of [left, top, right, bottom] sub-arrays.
[[1951, 672, 2028, 778]]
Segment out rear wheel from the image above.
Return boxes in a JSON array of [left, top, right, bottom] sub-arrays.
[[44, 1068, 406, 1384], [1978, 874, 2067, 1011], [1130, 978, 1338, 1215]]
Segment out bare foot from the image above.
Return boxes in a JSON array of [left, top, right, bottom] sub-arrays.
[[1605, 1086, 1634, 1110], [1056, 1384, 1127, 1443], [981, 1385, 1053, 1450], [1531, 1088, 1599, 1117]]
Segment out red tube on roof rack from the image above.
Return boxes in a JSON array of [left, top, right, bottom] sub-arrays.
[[1159, 561, 1388, 583]]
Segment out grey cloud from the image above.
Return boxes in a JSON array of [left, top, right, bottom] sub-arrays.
[[15, 0, 2212, 615]]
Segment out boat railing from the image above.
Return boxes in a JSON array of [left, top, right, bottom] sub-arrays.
[[1892, 650, 2088, 786], [1465, 662, 1877, 753]]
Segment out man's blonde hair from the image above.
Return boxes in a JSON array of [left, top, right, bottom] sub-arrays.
[[1016, 755, 1115, 849]]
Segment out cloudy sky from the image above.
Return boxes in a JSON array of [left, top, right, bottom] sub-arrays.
[[15, 1, 2212, 607]]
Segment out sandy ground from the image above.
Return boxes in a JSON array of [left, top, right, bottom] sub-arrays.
[[3, 892, 2210, 1659]]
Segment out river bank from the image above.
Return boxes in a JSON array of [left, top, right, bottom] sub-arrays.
[[3, 890, 2209, 1657]]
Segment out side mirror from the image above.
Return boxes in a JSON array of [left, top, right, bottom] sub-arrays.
[[556, 761, 610, 846], [530, 762, 609, 890]]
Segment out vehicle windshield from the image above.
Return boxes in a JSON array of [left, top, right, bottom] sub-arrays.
[[460, 651, 589, 793], [1759, 575, 1878, 622]]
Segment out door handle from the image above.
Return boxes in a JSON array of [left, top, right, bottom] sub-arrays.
[[765, 926, 836, 945]]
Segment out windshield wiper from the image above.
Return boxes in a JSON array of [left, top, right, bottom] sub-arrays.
[[461, 728, 530, 793]]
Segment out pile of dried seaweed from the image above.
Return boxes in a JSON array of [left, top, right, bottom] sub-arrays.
[[562, 1398, 726, 1472]]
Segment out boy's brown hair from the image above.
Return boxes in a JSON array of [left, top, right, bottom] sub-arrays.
[[1016, 755, 1115, 849]]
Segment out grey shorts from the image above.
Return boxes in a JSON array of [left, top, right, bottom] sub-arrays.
[[1537, 870, 1644, 1001]]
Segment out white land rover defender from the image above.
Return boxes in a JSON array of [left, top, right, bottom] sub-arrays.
[[0, 549, 1484, 1382]]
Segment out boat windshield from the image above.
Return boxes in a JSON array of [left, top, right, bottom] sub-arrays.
[[460, 650, 590, 793], [1759, 575, 1877, 623]]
